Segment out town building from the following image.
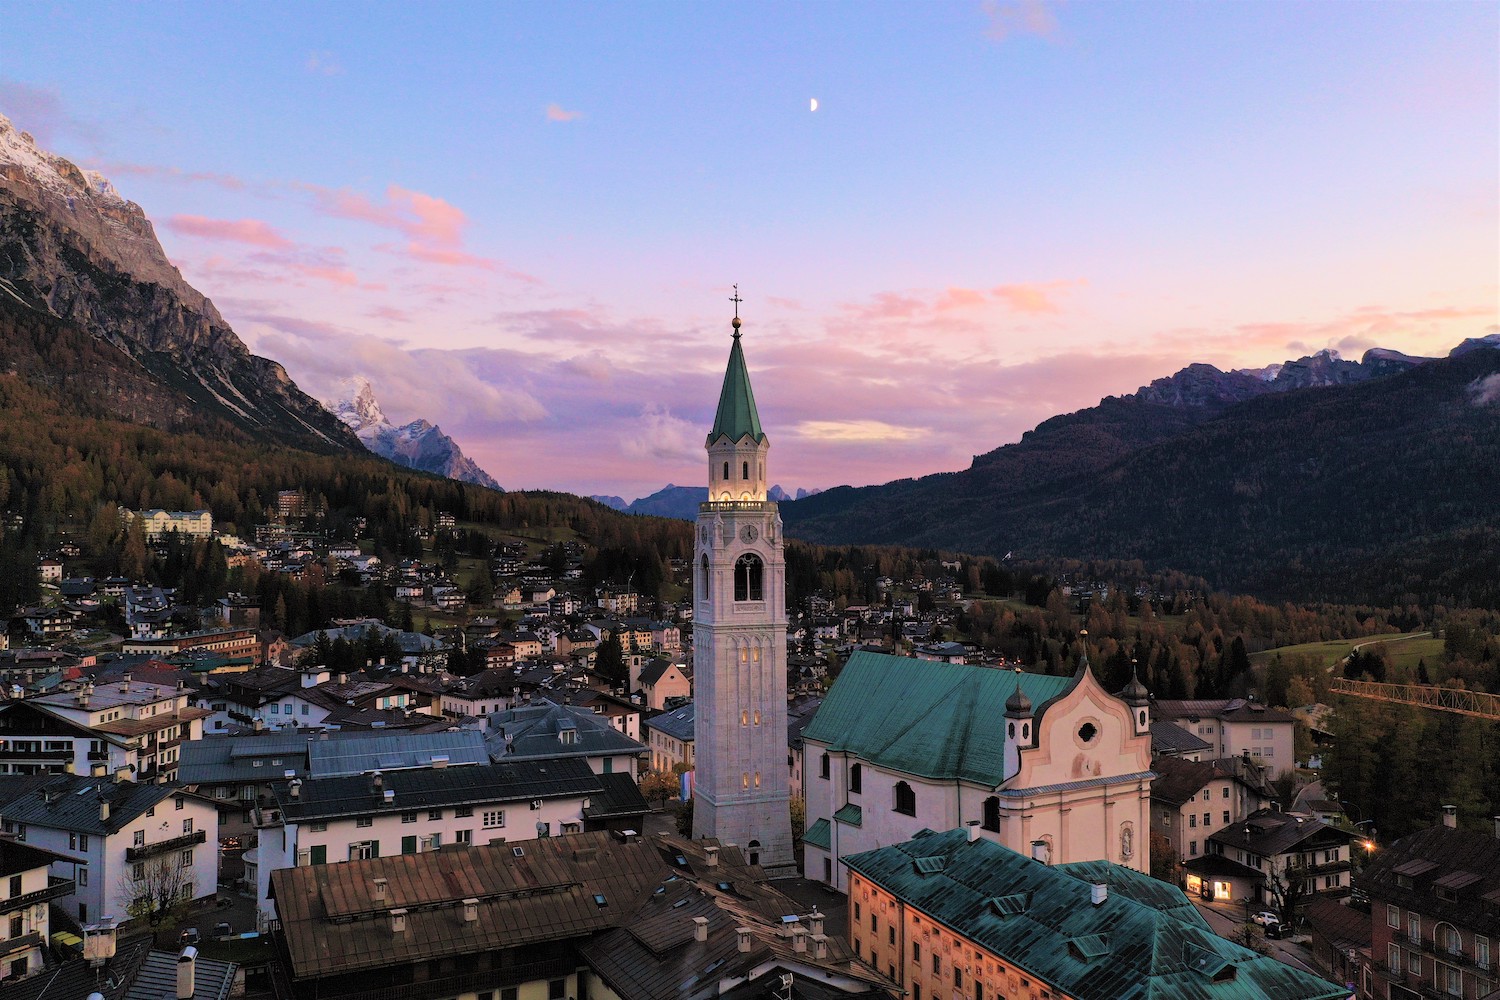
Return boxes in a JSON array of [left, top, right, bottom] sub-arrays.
[[802, 650, 1154, 891], [1186, 808, 1355, 912], [1150, 755, 1273, 871], [843, 827, 1352, 1000], [123, 509, 214, 542], [691, 308, 794, 872], [645, 702, 695, 774], [251, 755, 638, 928], [26, 678, 209, 783], [484, 697, 646, 778], [120, 627, 260, 665], [0, 775, 218, 926], [1153, 698, 1296, 777], [0, 841, 71, 980], [1359, 809, 1499, 1000], [637, 658, 691, 710]]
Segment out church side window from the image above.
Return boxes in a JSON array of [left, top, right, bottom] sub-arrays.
[[734, 554, 764, 601], [849, 763, 862, 794], [820, 754, 830, 779], [723, 461, 729, 480], [894, 781, 916, 816], [742, 461, 750, 480], [982, 796, 1000, 832]]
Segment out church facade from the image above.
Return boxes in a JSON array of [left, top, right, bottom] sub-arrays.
[[690, 304, 794, 872], [802, 648, 1155, 890]]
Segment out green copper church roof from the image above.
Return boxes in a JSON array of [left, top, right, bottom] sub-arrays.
[[708, 333, 766, 445], [802, 651, 1072, 786], [843, 829, 1350, 1000]]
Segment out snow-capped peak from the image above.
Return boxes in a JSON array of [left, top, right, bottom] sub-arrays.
[[328, 375, 387, 432], [0, 114, 128, 206]]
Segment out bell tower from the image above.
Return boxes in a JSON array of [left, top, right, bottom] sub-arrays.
[[691, 290, 793, 872]]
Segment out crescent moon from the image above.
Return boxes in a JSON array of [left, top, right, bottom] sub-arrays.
[[810, 98, 818, 112]]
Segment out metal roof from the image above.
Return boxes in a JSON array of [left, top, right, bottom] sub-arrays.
[[843, 828, 1351, 1000], [123, 951, 237, 1000], [308, 730, 489, 778], [0, 774, 191, 836], [708, 333, 766, 445], [645, 702, 696, 742], [271, 830, 666, 978], [272, 757, 601, 822], [802, 651, 1071, 785]]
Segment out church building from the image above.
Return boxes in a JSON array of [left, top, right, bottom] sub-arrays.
[[690, 296, 795, 873], [802, 643, 1155, 890]]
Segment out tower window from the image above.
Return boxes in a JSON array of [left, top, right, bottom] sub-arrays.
[[734, 554, 764, 601], [698, 555, 709, 602], [742, 461, 749, 480], [723, 461, 729, 480]]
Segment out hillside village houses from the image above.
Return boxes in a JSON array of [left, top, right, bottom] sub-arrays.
[[0, 840, 68, 980], [1150, 754, 1275, 872]]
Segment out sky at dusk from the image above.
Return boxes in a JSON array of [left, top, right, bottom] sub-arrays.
[[3, 2, 1496, 500]]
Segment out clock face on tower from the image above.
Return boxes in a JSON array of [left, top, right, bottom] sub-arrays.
[[741, 524, 759, 543]]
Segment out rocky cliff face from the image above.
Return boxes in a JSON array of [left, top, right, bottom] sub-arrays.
[[0, 115, 360, 451], [1132, 348, 1432, 410], [329, 376, 502, 490]]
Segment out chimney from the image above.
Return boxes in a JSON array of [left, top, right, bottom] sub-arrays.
[[288, 779, 302, 800], [1031, 840, 1050, 865], [1442, 805, 1457, 829], [372, 878, 388, 903], [121, 673, 131, 692], [703, 845, 719, 867], [462, 898, 478, 923], [692, 916, 709, 942], [114, 767, 129, 784], [253, 716, 264, 732], [1090, 883, 1108, 906], [966, 820, 981, 843], [792, 927, 808, 952], [372, 771, 384, 792], [64, 761, 75, 775], [812, 933, 829, 959], [389, 908, 407, 933], [91, 763, 106, 778], [176, 946, 197, 1000], [736, 927, 753, 953], [808, 909, 824, 936]]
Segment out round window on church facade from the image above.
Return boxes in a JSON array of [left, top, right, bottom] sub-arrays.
[[1077, 722, 1098, 745]]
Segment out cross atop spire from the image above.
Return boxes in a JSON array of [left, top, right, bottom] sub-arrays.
[[730, 284, 743, 337]]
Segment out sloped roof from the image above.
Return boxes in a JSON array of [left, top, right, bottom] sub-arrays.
[[307, 730, 489, 778], [124, 950, 237, 1000], [486, 697, 646, 761], [843, 829, 1350, 1000], [801, 651, 1070, 785], [1150, 719, 1213, 755], [1359, 822, 1500, 933], [646, 703, 696, 742], [0, 774, 194, 836], [272, 830, 666, 978], [272, 757, 601, 822], [708, 334, 765, 445], [583, 771, 650, 821], [1208, 809, 1353, 858], [1150, 756, 1245, 807]]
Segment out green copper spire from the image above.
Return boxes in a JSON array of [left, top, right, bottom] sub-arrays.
[[708, 291, 766, 444]]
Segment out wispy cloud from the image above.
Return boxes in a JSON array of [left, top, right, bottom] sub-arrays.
[[90, 161, 249, 192], [793, 420, 929, 443], [163, 214, 293, 249], [0, 79, 104, 147], [305, 51, 344, 76], [981, 0, 1060, 43], [546, 103, 584, 123]]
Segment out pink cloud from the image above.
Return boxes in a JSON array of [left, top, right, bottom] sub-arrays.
[[303, 183, 468, 246], [992, 280, 1080, 313], [546, 103, 584, 123], [93, 161, 249, 192], [935, 287, 989, 311], [293, 264, 360, 286], [163, 214, 293, 249], [981, 0, 1060, 43]]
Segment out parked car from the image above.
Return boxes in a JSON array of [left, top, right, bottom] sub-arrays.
[[1249, 910, 1280, 928], [179, 928, 200, 945]]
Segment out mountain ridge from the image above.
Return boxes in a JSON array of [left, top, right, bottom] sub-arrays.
[[0, 114, 359, 452]]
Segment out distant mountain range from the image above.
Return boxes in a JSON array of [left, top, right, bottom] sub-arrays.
[[0, 114, 358, 451], [591, 483, 820, 519], [784, 340, 1500, 606], [328, 377, 501, 491]]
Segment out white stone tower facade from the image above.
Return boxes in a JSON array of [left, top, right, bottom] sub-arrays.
[[691, 302, 794, 872]]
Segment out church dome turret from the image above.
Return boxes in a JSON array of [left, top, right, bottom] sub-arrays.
[[1118, 664, 1150, 707], [1005, 668, 1032, 717]]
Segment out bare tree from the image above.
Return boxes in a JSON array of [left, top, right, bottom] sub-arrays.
[[118, 855, 191, 926]]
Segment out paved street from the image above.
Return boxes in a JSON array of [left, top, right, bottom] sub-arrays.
[[1191, 899, 1328, 978]]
